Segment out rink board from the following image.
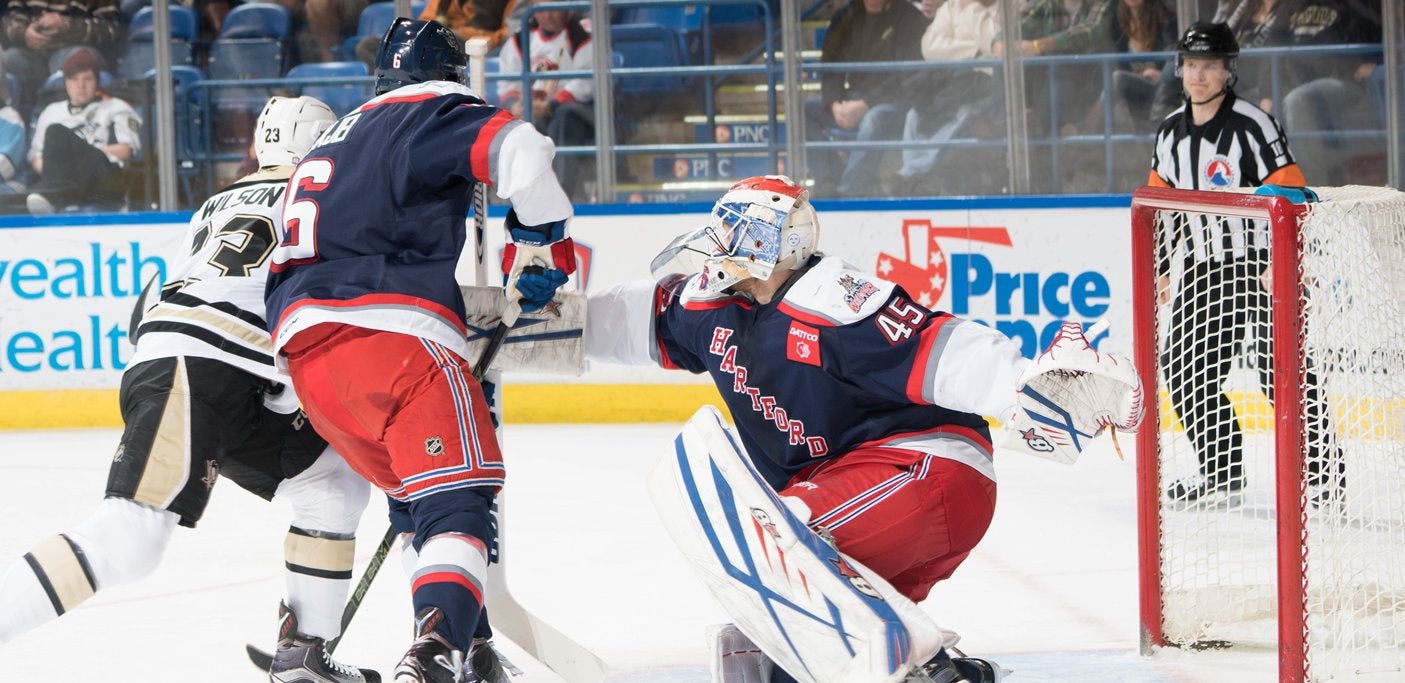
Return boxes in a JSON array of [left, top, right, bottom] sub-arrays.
[[0, 196, 1137, 428]]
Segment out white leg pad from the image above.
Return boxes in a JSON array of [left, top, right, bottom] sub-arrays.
[[648, 406, 946, 683]]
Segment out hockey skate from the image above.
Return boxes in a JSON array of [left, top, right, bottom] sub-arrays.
[[906, 647, 1004, 683], [269, 601, 379, 683], [394, 608, 466, 683], [1165, 473, 1245, 508], [462, 637, 519, 682]]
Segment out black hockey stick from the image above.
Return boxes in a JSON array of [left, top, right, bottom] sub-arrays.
[[245, 525, 397, 670], [245, 313, 515, 673]]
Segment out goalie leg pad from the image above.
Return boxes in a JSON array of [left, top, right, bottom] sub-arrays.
[[648, 406, 947, 683]]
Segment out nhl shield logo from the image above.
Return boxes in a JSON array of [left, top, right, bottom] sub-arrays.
[[425, 436, 445, 457]]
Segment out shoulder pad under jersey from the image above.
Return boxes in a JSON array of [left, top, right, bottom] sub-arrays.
[[778, 256, 895, 326]]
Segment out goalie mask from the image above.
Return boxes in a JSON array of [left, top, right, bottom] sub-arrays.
[[650, 175, 819, 288], [255, 95, 335, 168]]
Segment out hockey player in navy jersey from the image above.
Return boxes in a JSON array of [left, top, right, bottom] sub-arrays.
[[0, 96, 380, 682], [264, 18, 576, 683], [585, 175, 1143, 682]]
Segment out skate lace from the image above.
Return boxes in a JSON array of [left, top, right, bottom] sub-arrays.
[[321, 647, 359, 678]]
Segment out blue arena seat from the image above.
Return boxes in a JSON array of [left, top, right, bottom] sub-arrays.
[[343, 2, 428, 59], [218, 2, 292, 40], [127, 4, 198, 41], [610, 23, 692, 98], [288, 61, 373, 116], [120, 5, 199, 79]]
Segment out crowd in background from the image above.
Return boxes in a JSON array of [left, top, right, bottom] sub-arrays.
[[0, 0, 1391, 213]]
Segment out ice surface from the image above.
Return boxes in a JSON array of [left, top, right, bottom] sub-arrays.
[[0, 424, 1276, 681]]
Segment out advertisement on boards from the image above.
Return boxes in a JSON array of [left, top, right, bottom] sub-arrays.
[[0, 223, 182, 390]]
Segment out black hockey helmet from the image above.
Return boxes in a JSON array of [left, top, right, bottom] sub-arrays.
[[374, 18, 466, 95], [1177, 21, 1239, 67]]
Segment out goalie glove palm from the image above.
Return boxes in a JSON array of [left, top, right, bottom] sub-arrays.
[[1005, 322, 1144, 464]]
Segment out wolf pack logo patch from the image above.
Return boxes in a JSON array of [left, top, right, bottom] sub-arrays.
[[425, 436, 445, 457], [786, 322, 821, 367], [1020, 428, 1055, 453], [838, 274, 879, 313]]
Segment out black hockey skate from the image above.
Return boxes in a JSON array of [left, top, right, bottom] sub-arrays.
[[393, 608, 465, 683], [269, 602, 379, 683], [1165, 474, 1245, 507], [907, 647, 1004, 683], [463, 638, 518, 682]]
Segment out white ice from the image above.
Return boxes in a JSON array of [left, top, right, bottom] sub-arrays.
[[0, 424, 1277, 682]]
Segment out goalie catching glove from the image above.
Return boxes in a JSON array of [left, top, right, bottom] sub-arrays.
[[999, 322, 1144, 464], [501, 208, 576, 313]]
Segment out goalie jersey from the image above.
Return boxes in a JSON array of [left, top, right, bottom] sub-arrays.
[[588, 256, 1030, 489], [127, 168, 290, 383]]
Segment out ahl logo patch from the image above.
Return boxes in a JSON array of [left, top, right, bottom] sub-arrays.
[[1020, 428, 1055, 453], [425, 436, 445, 457], [786, 322, 821, 367]]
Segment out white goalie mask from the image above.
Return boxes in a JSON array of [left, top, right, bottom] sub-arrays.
[[255, 95, 336, 168], [650, 175, 819, 288]]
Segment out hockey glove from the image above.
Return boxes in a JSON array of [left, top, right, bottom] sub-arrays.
[[1000, 322, 1143, 464], [501, 209, 576, 313], [508, 265, 569, 313]]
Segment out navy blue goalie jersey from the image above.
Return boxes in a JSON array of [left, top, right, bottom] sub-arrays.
[[647, 256, 1027, 489]]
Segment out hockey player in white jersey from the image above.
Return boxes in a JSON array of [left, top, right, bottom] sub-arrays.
[[583, 175, 1143, 682], [0, 96, 379, 683]]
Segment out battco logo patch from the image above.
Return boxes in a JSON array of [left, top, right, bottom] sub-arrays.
[[786, 322, 821, 366], [425, 436, 445, 457]]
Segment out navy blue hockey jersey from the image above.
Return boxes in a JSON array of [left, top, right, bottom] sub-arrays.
[[645, 256, 1027, 489], [265, 81, 572, 358]]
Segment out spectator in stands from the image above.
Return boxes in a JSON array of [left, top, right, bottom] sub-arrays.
[[803, 0, 927, 198], [2, 0, 124, 105], [422, 0, 516, 49], [269, 0, 371, 62], [23, 48, 141, 214], [0, 53, 28, 204], [1281, 0, 1382, 185], [1087, 0, 1177, 133], [993, 0, 1114, 138], [895, 0, 999, 196], [497, 5, 594, 201]]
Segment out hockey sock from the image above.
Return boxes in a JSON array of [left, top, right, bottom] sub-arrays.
[[0, 498, 175, 645], [282, 526, 355, 641], [0, 534, 94, 645], [410, 532, 487, 651]]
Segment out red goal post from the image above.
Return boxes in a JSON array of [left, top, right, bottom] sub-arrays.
[[1130, 185, 1405, 682]]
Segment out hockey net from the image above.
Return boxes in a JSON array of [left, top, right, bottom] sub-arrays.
[[1130, 186, 1405, 682]]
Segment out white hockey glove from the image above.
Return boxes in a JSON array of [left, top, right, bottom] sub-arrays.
[[998, 322, 1144, 464]]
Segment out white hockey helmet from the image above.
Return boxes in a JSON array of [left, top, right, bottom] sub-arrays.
[[254, 95, 336, 168], [651, 175, 819, 288]]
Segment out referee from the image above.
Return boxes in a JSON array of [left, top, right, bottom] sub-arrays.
[[1146, 22, 1342, 504]]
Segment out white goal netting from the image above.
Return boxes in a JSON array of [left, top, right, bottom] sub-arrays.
[[1139, 185, 1405, 681]]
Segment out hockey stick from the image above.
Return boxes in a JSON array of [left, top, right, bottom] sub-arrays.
[[463, 35, 607, 683]]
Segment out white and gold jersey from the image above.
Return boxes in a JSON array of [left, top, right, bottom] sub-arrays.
[[128, 168, 289, 383]]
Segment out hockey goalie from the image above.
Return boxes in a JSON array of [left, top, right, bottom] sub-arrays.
[[581, 175, 1143, 682]]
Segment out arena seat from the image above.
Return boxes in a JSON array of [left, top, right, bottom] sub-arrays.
[[288, 61, 372, 116]]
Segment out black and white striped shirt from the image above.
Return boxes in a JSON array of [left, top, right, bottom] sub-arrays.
[[1148, 90, 1306, 270]]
